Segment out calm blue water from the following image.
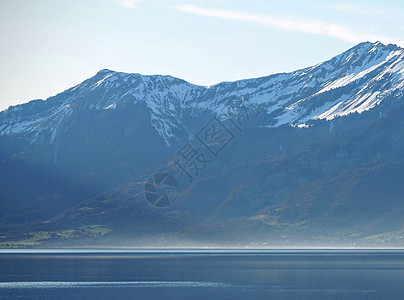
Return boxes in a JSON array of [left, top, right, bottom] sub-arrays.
[[0, 249, 403, 299]]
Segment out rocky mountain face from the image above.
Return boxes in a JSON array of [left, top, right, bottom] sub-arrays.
[[1, 41, 404, 247]]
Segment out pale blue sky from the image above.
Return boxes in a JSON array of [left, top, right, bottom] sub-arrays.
[[1, 0, 404, 110]]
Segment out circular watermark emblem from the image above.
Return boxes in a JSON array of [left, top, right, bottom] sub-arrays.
[[144, 173, 179, 207]]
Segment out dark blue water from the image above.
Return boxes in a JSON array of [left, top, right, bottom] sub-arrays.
[[0, 249, 403, 299]]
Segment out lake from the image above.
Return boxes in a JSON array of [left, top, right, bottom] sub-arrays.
[[0, 249, 403, 299]]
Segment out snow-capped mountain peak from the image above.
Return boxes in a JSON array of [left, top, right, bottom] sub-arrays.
[[1, 41, 404, 145]]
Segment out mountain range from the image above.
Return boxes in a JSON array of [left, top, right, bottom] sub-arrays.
[[1, 41, 404, 248]]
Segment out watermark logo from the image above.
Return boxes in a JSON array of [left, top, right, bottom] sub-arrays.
[[143, 93, 261, 207], [144, 173, 179, 207]]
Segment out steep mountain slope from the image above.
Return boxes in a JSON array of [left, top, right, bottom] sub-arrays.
[[45, 103, 404, 247], [2, 42, 404, 144], [1, 41, 404, 247]]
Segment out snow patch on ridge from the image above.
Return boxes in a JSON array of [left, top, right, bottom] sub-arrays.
[[2, 42, 404, 145]]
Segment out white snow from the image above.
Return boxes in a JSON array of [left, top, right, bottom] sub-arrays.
[[2, 42, 404, 144]]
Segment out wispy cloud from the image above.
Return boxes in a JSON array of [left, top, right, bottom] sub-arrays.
[[174, 5, 403, 45], [116, 0, 194, 9], [116, 0, 141, 9], [326, 3, 384, 16]]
